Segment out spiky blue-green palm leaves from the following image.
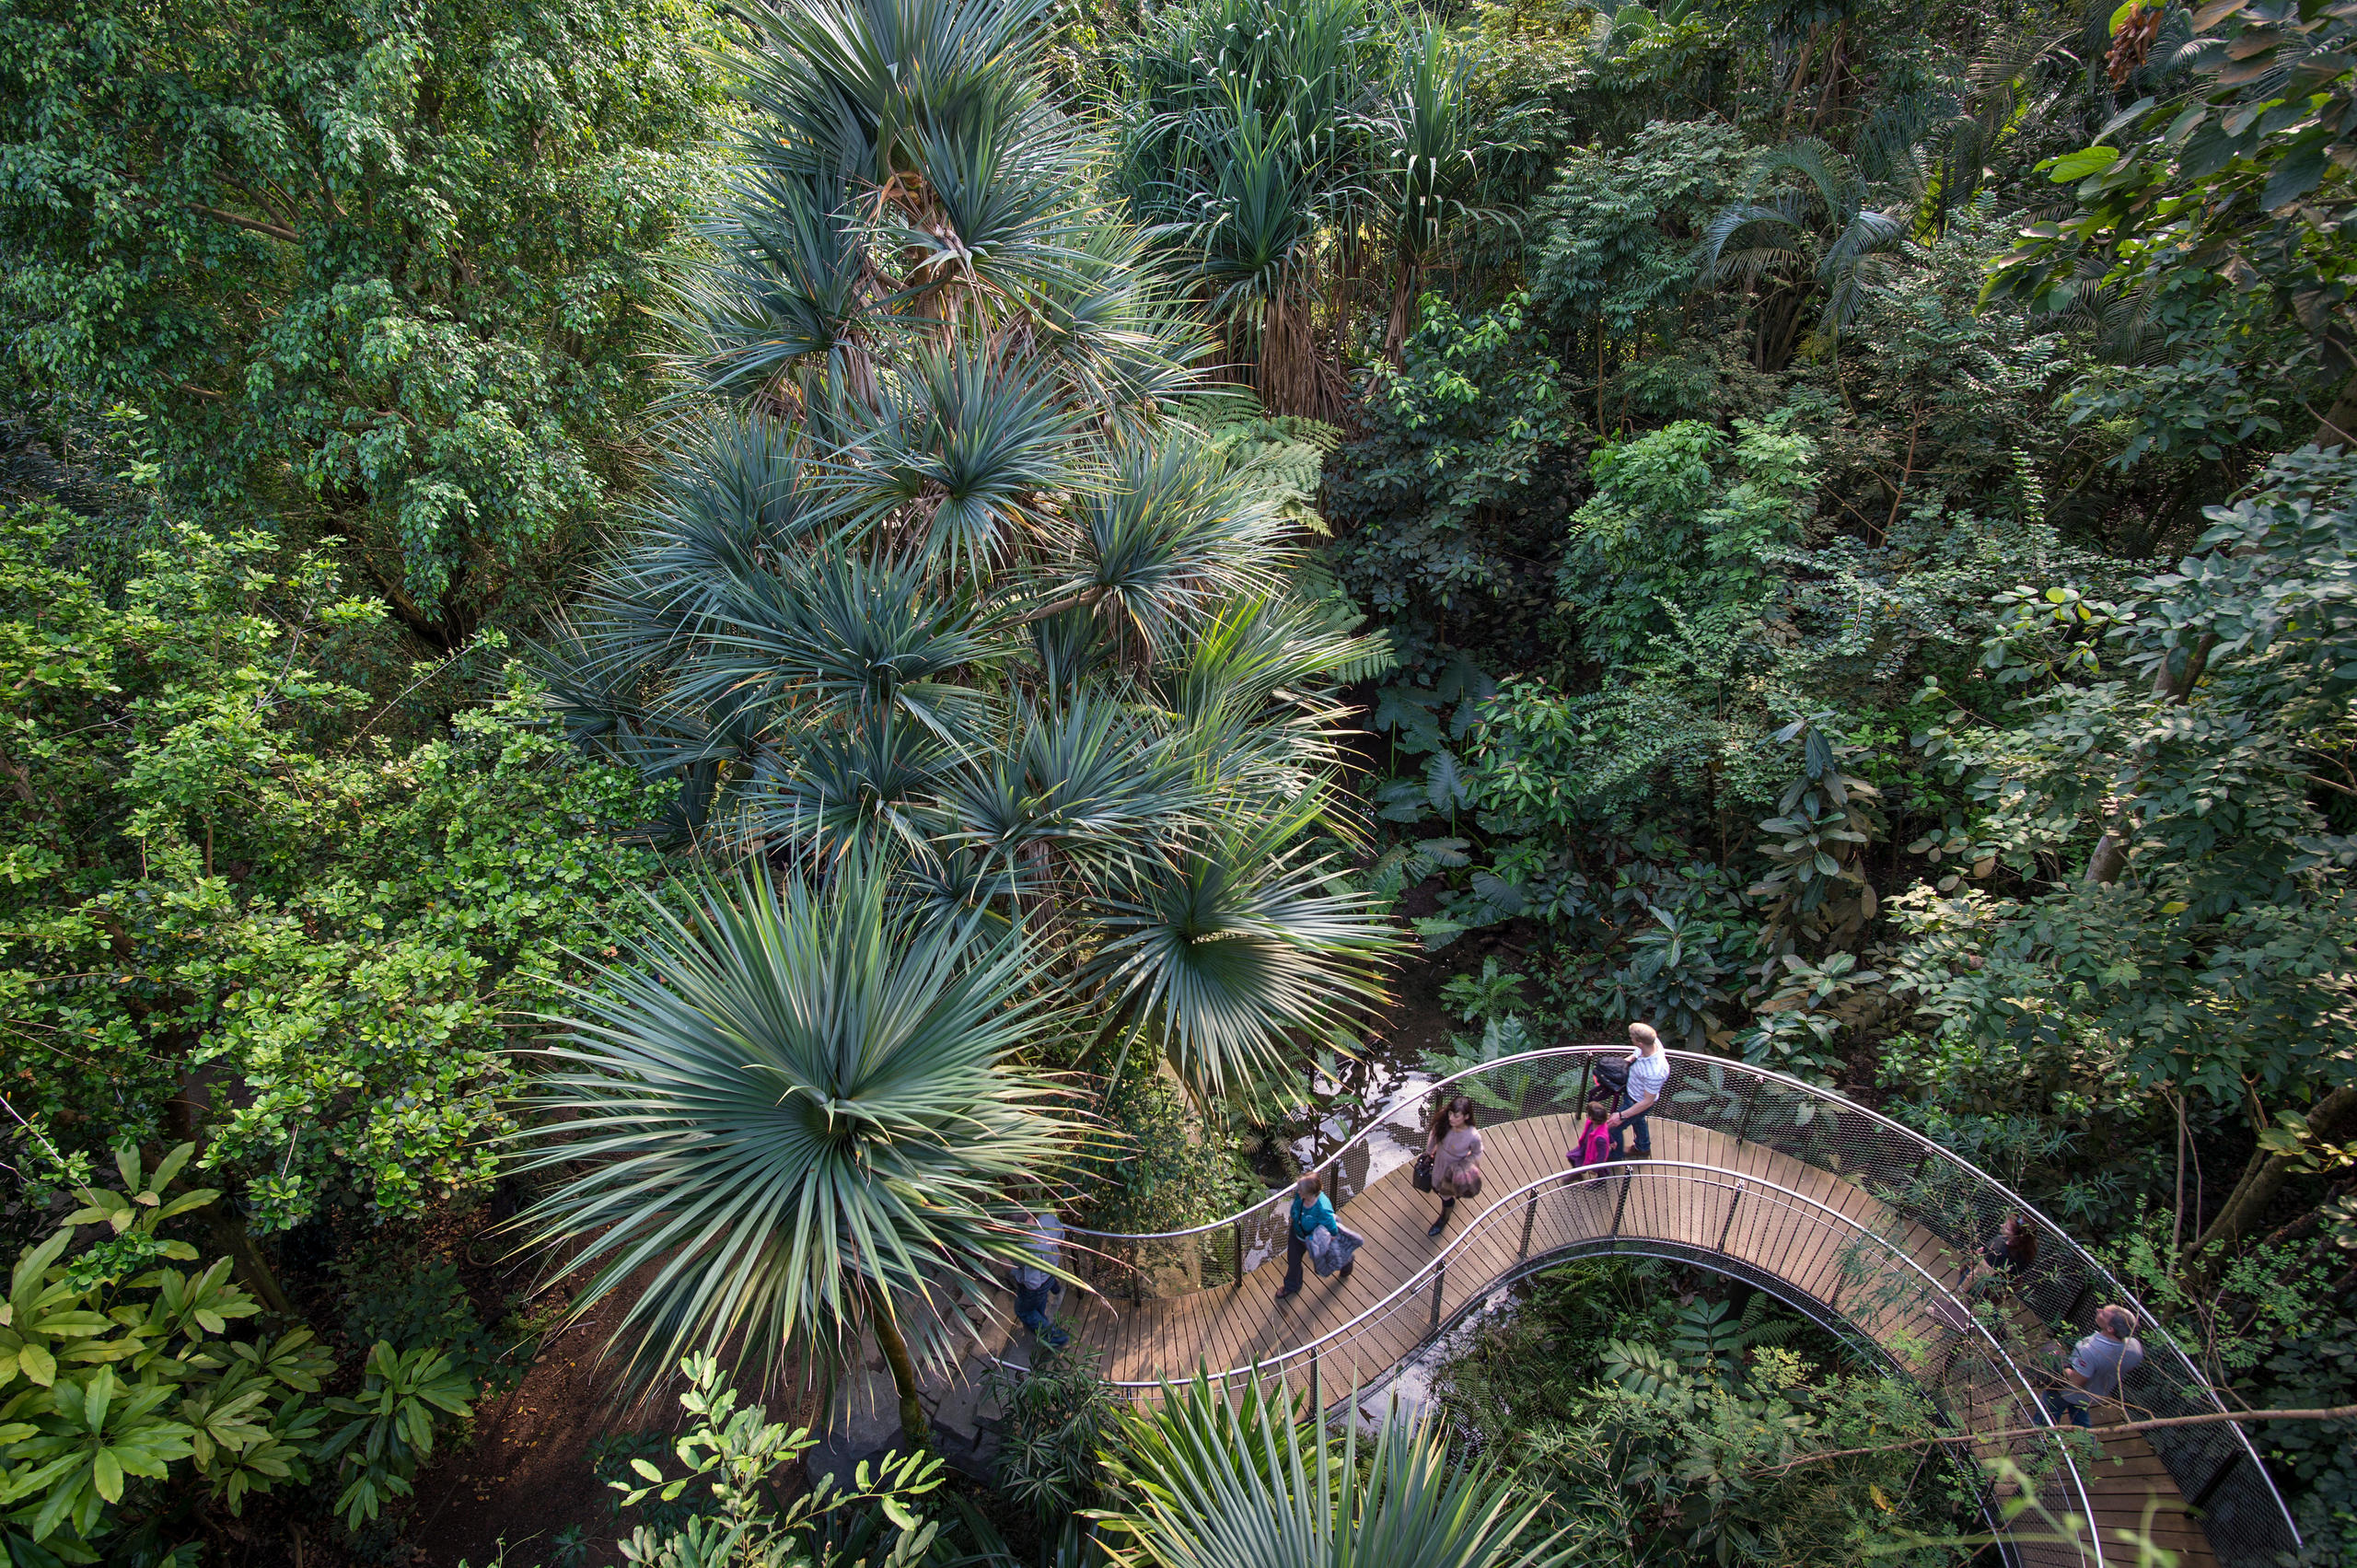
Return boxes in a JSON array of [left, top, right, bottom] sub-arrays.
[[683, 0, 1190, 412], [516, 856, 1075, 1437], [1084, 803, 1394, 1101], [1100, 1374, 1573, 1568], [539, 0, 1400, 1109]]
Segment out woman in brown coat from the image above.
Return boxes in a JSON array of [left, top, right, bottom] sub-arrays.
[[1426, 1094, 1484, 1237]]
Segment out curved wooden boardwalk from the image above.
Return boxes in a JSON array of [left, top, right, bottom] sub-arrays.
[[983, 1113, 2220, 1568]]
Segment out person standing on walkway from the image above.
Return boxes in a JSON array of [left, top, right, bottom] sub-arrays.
[[1957, 1214, 2039, 1294], [1606, 1022, 1669, 1159], [1276, 1172, 1351, 1298], [1426, 1095, 1485, 1237], [1012, 1207, 1069, 1349], [1566, 1097, 1614, 1184], [2046, 1304, 2143, 1428]]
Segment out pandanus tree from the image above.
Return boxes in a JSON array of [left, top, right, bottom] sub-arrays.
[[1110, 0, 1493, 408], [1377, 24, 1487, 365], [1099, 1373, 1575, 1568], [1111, 0, 1385, 419], [524, 0, 1399, 1429]]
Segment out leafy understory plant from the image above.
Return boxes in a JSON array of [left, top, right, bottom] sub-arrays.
[[319, 1342, 476, 1528], [611, 1353, 944, 1568], [1441, 957, 1529, 1024], [0, 1144, 472, 1560]]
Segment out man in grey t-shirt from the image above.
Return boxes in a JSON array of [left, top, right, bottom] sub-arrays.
[[1607, 1022, 1671, 1157], [2047, 1304, 2143, 1428]]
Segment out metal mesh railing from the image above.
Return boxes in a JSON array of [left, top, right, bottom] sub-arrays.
[[1206, 1162, 2102, 1567], [1061, 1046, 2300, 1568]]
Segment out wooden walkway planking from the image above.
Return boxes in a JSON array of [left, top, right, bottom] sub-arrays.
[[986, 1113, 2218, 1568]]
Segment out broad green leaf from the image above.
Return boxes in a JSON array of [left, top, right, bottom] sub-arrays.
[[2045, 146, 2120, 182]]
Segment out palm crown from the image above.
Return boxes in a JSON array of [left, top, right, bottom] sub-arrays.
[[515, 856, 1074, 1422], [1100, 1373, 1575, 1568]]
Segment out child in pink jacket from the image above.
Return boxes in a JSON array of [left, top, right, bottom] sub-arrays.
[[1567, 1098, 1614, 1181]]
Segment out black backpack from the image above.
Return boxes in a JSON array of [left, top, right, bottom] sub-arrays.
[[1589, 1054, 1631, 1098]]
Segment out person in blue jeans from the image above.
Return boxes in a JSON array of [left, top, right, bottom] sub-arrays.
[[2044, 1305, 2143, 1428], [1607, 1022, 1670, 1158], [1011, 1208, 1069, 1349], [1276, 1172, 1350, 1299]]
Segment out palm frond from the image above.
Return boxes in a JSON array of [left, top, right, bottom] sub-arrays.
[[1081, 800, 1391, 1102], [1099, 1372, 1575, 1568], [513, 853, 1077, 1395]]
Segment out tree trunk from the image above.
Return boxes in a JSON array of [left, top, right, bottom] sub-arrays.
[[1383, 261, 1418, 367], [198, 1196, 294, 1317], [2084, 830, 2129, 886], [2313, 367, 2357, 449], [161, 1073, 293, 1315], [871, 1306, 929, 1451], [2084, 633, 2214, 885], [2192, 1085, 2357, 1260]]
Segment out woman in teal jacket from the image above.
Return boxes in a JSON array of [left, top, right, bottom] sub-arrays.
[[1276, 1172, 1350, 1297]]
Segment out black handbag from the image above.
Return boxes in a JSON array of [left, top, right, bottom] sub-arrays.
[[1412, 1153, 1434, 1193]]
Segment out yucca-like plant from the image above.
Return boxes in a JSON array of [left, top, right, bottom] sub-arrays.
[[1098, 1373, 1575, 1568], [1377, 24, 1490, 365], [539, 0, 1399, 1108], [515, 854, 1075, 1438], [1110, 0, 1390, 417]]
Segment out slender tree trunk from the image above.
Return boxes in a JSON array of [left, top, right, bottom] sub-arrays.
[[161, 1072, 293, 1315], [871, 1307, 929, 1450], [207, 1203, 295, 1317], [2313, 367, 2357, 449], [1383, 262, 1417, 367], [2085, 633, 2215, 885], [2192, 1085, 2357, 1261]]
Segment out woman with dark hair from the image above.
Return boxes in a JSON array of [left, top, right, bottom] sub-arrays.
[[1275, 1171, 1352, 1299], [1958, 1214, 2038, 1292], [1424, 1095, 1484, 1237]]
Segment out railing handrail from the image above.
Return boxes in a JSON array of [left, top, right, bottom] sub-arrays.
[[1062, 1043, 2297, 1548], [1074, 1157, 2107, 1563]]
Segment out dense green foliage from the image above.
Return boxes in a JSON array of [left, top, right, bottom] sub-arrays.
[[1434, 1262, 1973, 1565], [1306, 0, 2357, 1555], [0, 514, 664, 1243], [6, 0, 2357, 1556], [0, 0, 731, 642]]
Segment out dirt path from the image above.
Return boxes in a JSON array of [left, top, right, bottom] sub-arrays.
[[405, 1286, 646, 1568]]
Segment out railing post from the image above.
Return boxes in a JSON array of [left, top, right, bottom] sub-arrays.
[[1611, 1166, 1631, 1236], [1129, 1239, 1143, 1305], [2189, 1448, 2245, 1512], [1231, 1220, 1243, 1289], [1734, 1078, 1759, 1144], [1429, 1262, 1446, 1331], [1518, 1189, 1538, 1260], [1714, 1179, 1745, 1253]]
